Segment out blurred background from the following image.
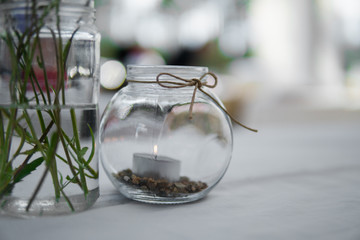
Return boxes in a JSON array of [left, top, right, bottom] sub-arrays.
[[95, 0, 360, 127]]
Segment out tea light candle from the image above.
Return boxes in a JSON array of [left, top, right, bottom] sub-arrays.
[[133, 145, 181, 182]]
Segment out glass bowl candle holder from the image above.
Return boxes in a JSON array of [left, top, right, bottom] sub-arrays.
[[100, 65, 233, 204]]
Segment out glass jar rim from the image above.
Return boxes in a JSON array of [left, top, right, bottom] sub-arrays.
[[0, 0, 95, 13], [0, 0, 93, 5], [127, 65, 209, 82]]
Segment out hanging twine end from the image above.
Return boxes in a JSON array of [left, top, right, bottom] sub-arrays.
[[233, 119, 258, 133], [248, 128, 258, 133]]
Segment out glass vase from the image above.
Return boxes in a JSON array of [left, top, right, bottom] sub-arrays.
[[100, 65, 233, 204], [0, 0, 101, 216]]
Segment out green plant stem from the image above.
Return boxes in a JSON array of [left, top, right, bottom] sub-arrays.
[[36, 112, 61, 200], [55, 137, 98, 178], [60, 188, 74, 211], [37, 39, 52, 104], [10, 125, 26, 160], [70, 108, 88, 195], [48, 154, 61, 201], [55, 1, 66, 105], [25, 165, 49, 212], [60, 128, 98, 178], [52, 110, 83, 189], [26, 131, 59, 211]]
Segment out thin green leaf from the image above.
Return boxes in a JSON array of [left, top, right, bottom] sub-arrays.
[[86, 124, 95, 165], [36, 55, 44, 69], [59, 172, 64, 187], [63, 27, 79, 63], [46, 131, 61, 200], [0, 165, 14, 197], [13, 157, 44, 184], [10, 125, 26, 160], [79, 147, 88, 157], [66, 175, 78, 183], [46, 131, 59, 166]]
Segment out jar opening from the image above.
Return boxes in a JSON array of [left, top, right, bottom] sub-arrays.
[[127, 65, 209, 82], [0, 0, 94, 7]]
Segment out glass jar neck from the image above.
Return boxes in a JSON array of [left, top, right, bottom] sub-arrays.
[[126, 65, 213, 97], [126, 65, 209, 82]]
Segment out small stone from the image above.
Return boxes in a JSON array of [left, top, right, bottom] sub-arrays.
[[147, 178, 157, 190], [199, 182, 208, 190], [139, 177, 148, 186], [186, 184, 196, 193], [157, 180, 169, 189], [123, 176, 130, 182], [140, 185, 148, 191], [174, 182, 186, 189], [180, 176, 190, 182], [123, 169, 133, 176], [131, 175, 140, 185]]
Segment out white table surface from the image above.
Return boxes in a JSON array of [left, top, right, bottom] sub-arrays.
[[1, 96, 360, 240]]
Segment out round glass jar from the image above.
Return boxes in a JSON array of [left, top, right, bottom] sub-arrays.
[[0, 0, 100, 216], [100, 65, 233, 204]]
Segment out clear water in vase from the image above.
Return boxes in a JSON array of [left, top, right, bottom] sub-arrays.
[[0, 104, 99, 217]]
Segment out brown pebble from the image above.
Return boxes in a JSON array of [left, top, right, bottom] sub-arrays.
[[131, 175, 140, 185], [118, 169, 132, 178], [174, 182, 186, 189], [180, 176, 190, 182], [140, 185, 148, 191], [147, 178, 157, 190], [157, 180, 169, 189]]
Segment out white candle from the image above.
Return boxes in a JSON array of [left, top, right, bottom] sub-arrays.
[[132, 145, 181, 182]]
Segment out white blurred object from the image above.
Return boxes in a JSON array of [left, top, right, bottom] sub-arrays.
[[346, 64, 360, 108], [219, 21, 247, 57], [135, 13, 178, 53], [313, 0, 346, 106], [332, 0, 360, 48], [250, 0, 316, 86], [249, 0, 347, 109], [178, 2, 221, 49], [107, 0, 162, 46], [100, 60, 127, 90], [125, 49, 166, 65]]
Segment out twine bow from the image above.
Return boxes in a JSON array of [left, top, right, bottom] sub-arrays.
[[128, 72, 258, 133]]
